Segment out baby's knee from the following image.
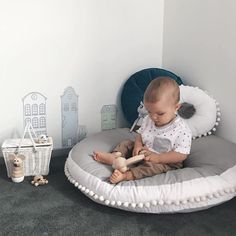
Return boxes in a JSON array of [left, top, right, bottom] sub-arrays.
[[121, 139, 134, 148]]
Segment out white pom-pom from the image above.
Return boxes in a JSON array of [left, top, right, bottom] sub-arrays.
[[175, 200, 180, 205], [158, 200, 164, 205], [181, 199, 187, 204], [78, 185, 82, 189], [208, 131, 212, 135], [224, 188, 230, 193], [188, 197, 195, 203], [105, 200, 110, 205], [123, 202, 129, 207], [204, 133, 207, 136], [151, 200, 157, 206], [200, 196, 206, 201], [219, 190, 225, 196], [145, 202, 150, 208], [81, 186, 86, 192], [72, 180, 75, 184], [117, 201, 122, 206], [74, 182, 78, 187], [212, 128, 216, 131], [207, 194, 213, 199], [217, 112, 221, 116], [195, 197, 200, 202], [166, 200, 172, 205], [99, 196, 104, 201], [89, 191, 94, 196], [217, 117, 221, 121], [131, 203, 136, 208], [85, 188, 89, 194], [215, 122, 219, 126], [230, 188, 235, 193], [111, 201, 116, 206], [138, 203, 144, 208], [94, 195, 98, 199]]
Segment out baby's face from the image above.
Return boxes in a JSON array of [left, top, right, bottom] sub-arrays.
[[144, 98, 179, 127]]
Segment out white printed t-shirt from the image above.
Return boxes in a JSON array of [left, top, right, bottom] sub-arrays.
[[137, 115, 192, 154]]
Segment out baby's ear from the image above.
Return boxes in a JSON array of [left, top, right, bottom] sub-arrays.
[[176, 103, 181, 111]]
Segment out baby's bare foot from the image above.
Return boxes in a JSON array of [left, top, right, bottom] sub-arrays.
[[110, 169, 125, 184], [93, 151, 117, 165]]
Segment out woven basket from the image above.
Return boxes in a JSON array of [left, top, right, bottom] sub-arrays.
[[1, 123, 53, 177]]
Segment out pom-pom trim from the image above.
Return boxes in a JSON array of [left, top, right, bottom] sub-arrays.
[[64, 160, 235, 210]]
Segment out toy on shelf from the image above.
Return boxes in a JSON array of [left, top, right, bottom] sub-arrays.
[[37, 134, 48, 144], [10, 153, 25, 183], [31, 175, 49, 186]]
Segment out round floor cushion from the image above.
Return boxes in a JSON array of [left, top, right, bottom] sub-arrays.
[[65, 128, 236, 213]]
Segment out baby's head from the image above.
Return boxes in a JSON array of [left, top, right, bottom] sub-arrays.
[[144, 77, 180, 127]]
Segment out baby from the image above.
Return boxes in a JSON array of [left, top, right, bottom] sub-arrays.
[[93, 77, 192, 184]]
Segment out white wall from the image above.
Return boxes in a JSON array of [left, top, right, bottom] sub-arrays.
[[163, 0, 236, 143], [0, 0, 164, 149]]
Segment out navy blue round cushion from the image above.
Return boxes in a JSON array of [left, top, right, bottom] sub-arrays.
[[121, 68, 184, 125]]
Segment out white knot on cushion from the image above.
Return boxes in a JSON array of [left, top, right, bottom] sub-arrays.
[[178, 85, 220, 139]]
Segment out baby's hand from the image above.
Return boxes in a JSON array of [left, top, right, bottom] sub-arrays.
[[144, 152, 160, 164], [133, 146, 147, 156]]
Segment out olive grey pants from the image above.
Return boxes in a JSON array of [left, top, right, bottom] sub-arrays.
[[112, 139, 182, 180]]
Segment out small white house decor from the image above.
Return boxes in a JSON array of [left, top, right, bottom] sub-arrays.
[[2, 123, 53, 177]]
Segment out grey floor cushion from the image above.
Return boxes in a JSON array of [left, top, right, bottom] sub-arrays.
[[65, 128, 236, 213]]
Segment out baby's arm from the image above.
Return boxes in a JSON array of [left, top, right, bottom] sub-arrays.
[[144, 151, 188, 164], [132, 134, 145, 155]]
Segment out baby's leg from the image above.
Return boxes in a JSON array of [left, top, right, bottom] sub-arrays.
[[93, 151, 121, 165], [130, 162, 173, 179], [110, 170, 134, 184]]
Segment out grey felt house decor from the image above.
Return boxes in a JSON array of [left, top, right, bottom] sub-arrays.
[[61, 87, 79, 147], [101, 105, 117, 131]]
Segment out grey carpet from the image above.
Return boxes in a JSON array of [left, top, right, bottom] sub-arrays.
[[0, 155, 236, 236]]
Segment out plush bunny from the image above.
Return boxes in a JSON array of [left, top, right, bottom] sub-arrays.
[[112, 153, 145, 173]]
